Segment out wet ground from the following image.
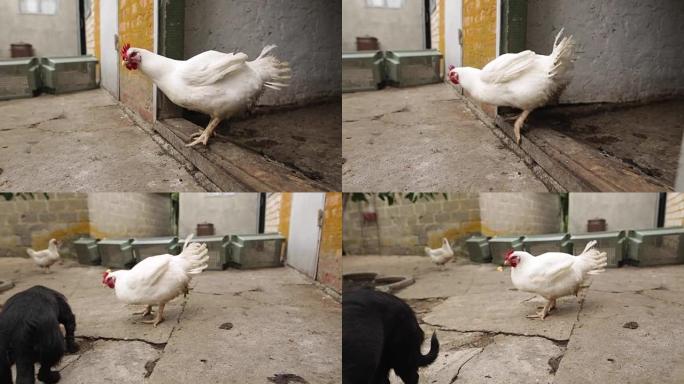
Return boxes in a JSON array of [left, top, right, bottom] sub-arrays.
[[0, 90, 207, 191], [184, 100, 342, 190], [344, 255, 684, 384], [522, 99, 684, 187], [342, 84, 548, 192], [0, 257, 341, 384]]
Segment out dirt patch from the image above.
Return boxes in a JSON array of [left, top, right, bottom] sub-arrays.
[[623, 321, 639, 329], [219, 322, 233, 330], [144, 358, 159, 378], [548, 354, 564, 374], [267, 373, 309, 384]]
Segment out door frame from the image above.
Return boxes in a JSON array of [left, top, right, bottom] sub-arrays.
[[443, 0, 463, 72], [99, 0, 119, 99]]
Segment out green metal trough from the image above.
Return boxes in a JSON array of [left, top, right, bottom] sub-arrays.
[[465, 235, 491, 263], [0, 57, 41, 100], [228, 233, 284, 269], [626, 227, 684, 266], [489, 235, 524, 265], [342, 51, 385, 92], [73, 237, 101, 266], [570, 231, 626, 267], [384, 50, 442, 87], [98, 239, 135, 269], [40, 56, 97, 94], [523, 233, 572, 255]]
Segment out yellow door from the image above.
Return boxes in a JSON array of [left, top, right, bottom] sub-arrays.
[[462, 0, 498, 68]]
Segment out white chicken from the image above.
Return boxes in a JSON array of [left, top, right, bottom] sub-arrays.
[[448, 29, 576, 144], [120, 43, 290, 147], [504, 240, 607, 320], [425, 238, 454, 268], [26, 238, 62, 273], [102, 234, 209, 326]]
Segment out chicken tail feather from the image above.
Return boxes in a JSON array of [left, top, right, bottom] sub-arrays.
[[578, 241, 608, 275], [549, 27, 576, 80], [253, 44, 291, 91], [178, 236, 209, 275]]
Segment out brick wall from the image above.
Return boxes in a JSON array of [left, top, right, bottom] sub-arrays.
[[0, 193, 90, 258], [88, 193, 174, 238], [265, 193, 283, 234], [317, 193, 342, 293], [665, 193, 684, 227], [343, 193, 481, 256], [119, 0, 155, 121], [479, 193, 562, 236]]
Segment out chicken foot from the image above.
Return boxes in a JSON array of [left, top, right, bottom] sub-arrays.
[[141, 303, 165, 327], [133, 305, 153, 317], [186, 117, 222, 147], [527, 298, 556, 320], [513, 110, 532, 145]]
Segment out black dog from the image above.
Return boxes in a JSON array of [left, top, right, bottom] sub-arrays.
[[343, 289, 439, 384], [0, 286, 79, 384]]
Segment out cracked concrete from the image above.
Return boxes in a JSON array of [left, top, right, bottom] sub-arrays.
[[0, 89, 207, 191], [344, 255, 684, 383], [0, 257, 341, 383]]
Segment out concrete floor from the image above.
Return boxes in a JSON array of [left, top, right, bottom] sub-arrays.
[[0, 258, 341, 384], [342, 84, 548, 191], [0, 90, 206, 191], [344, 256, 684, 384]]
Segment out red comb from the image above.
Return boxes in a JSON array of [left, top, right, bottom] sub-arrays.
[[121, 43, 131, 59], [504, 249, 515, 260]]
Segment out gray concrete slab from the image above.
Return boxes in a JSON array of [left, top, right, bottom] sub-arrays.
[[343, 256, 684, 383], [148, 268, 341, 384], [342, 84, 548, 191], [58, 340, 162, 384], [0, 89, 206, 191], [0, 257, 341, 383]]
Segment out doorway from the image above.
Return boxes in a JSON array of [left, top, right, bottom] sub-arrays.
[[99, 0, 119, 98], [286, 193, 326, 279]]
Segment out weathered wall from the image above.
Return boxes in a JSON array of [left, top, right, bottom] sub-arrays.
[[664, 193, 684, 227], [342, 0, 424, 52], [178, 193, 259, 237], [0, 0, 80, 58], [264, 193, 283, 234], [119, 0, 155, 121], [0, 193, 89, 258], [317, 193, 342, 293], [185, 0, 341, 106], [527, 0, 684, 103], [87, 193, 174, 238], [343, 194, 481, 256], [568, 193, 659, 233], [479, 193, 562, 236], [462, 0, 497, 68]]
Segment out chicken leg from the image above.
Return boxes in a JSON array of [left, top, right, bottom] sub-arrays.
[[186, 117, 222, 147], [527, 297, 555, 320], [133, 305, 153, 317], [142, 303, 165, 327], [513, 110, 532, 145]]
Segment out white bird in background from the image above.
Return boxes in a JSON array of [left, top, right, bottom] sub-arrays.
[[102, 234, 209, 327], [448, 28, 576, 144], [504, 240, 607, 320], [425, 238, 454, 268], [120, 43, 291, 147], [26, 238, 62, 273]]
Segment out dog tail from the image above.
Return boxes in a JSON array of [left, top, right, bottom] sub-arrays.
[[417, 331, 439, 367]]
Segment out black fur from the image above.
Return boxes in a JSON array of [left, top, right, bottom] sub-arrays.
[[343, 289, 439, 384], [0, 286, 79, 384]]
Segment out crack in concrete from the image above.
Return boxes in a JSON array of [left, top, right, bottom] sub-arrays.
[[76, 335, 167, 349], [449, 347, 485, 383], [425, 324, 570, 345]]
